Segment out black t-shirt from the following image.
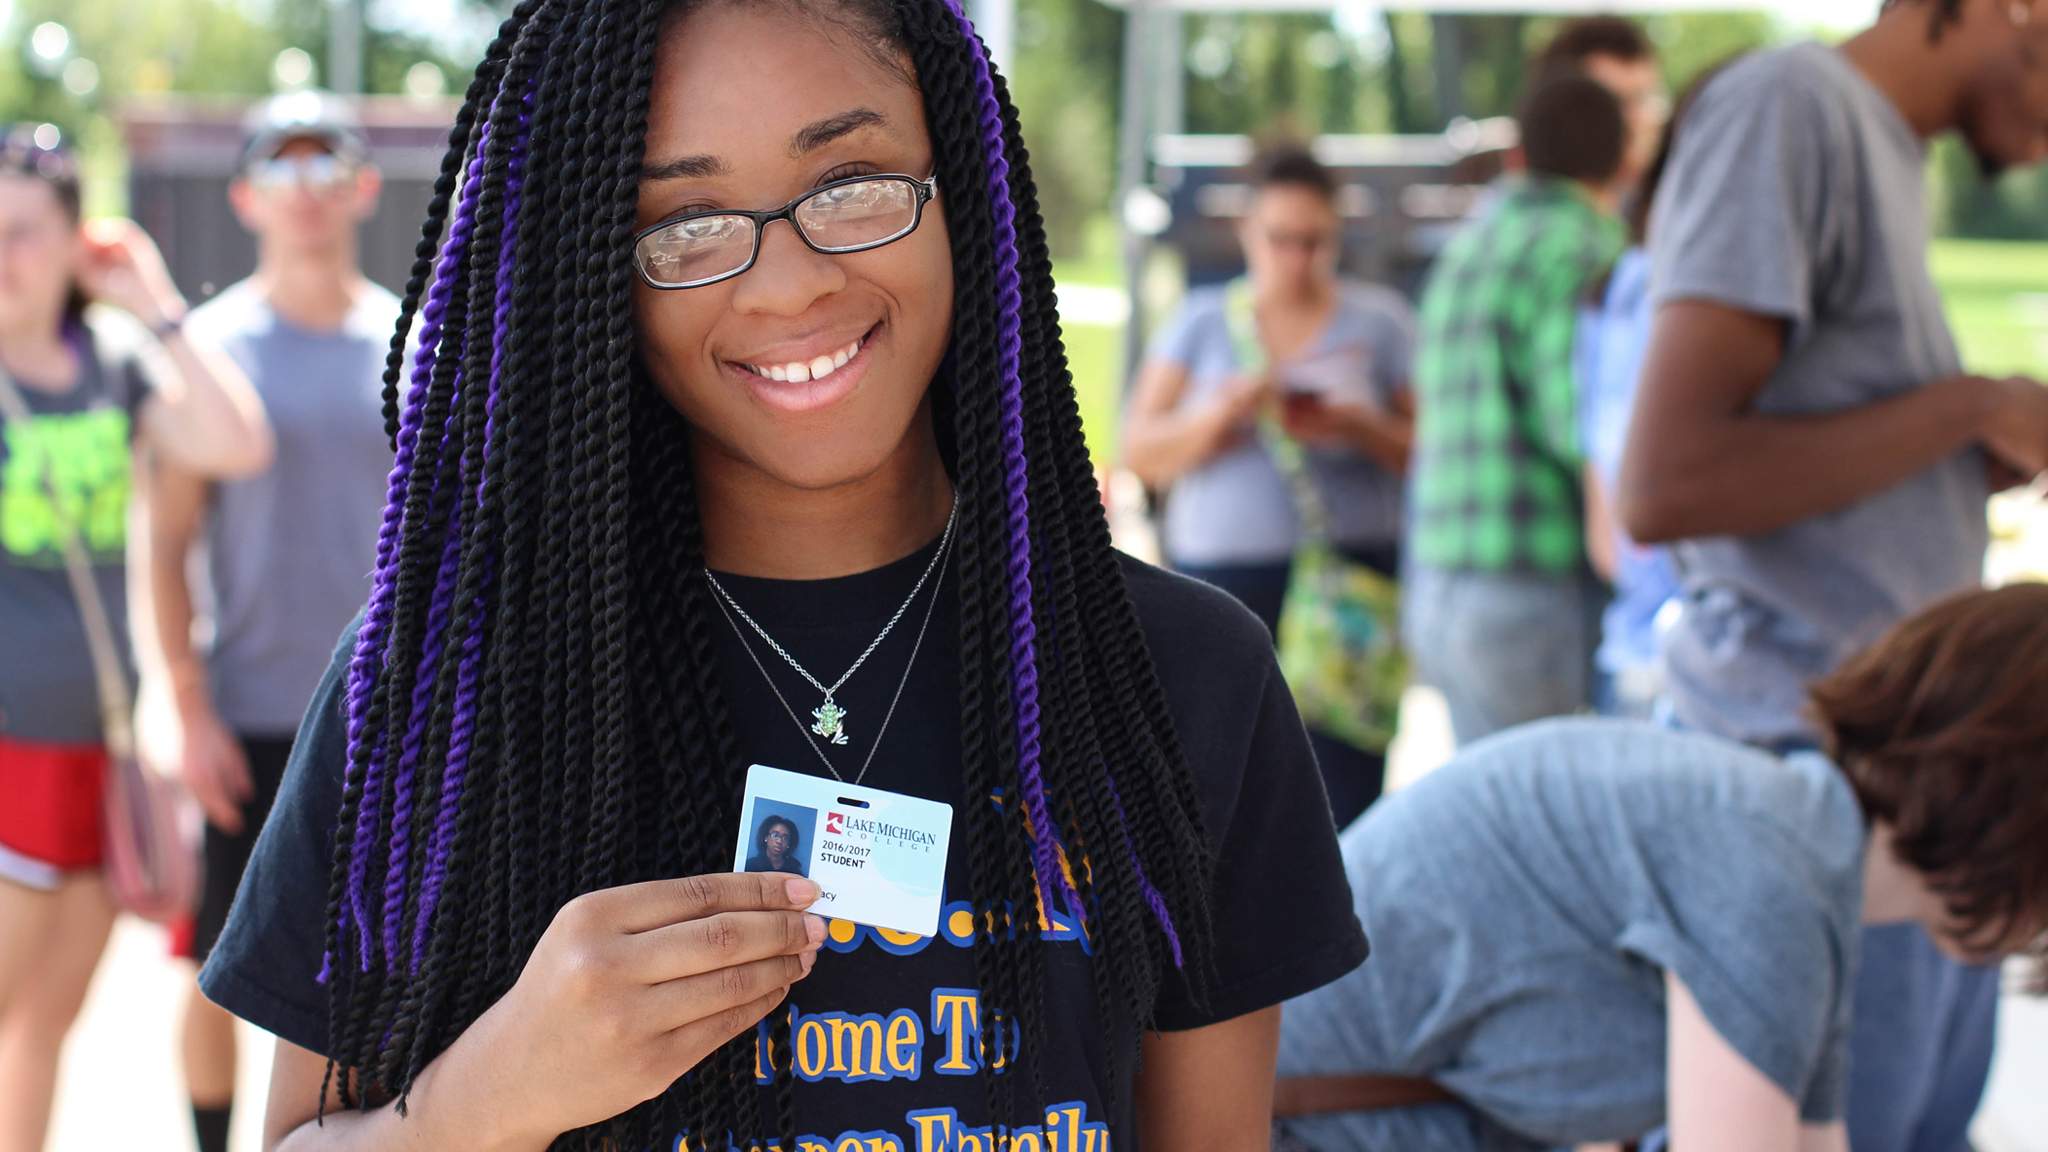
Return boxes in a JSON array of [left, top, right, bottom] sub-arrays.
[[200, 545, 1367, 1148]]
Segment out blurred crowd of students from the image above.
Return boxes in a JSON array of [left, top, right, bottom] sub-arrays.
[[1129, 4, 2048, 1150]]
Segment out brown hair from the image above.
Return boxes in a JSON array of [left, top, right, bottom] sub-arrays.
[[1518, 73, 1626, 186], [0, 123, 89, 325], [1534, 16, 1655, 80], [1810, 583, 2048, 982], [1249, 139, 1337, 203]]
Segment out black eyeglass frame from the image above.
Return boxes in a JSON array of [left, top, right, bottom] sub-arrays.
[[631, 172, 939, 291]]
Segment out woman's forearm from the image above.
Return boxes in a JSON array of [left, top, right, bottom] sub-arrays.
[[1123, 400, 1238, 490], [267, 1030, 554, 1152], [142, 328, 275, 479]]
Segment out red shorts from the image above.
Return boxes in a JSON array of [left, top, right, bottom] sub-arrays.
[[0, 737, 107, 883]]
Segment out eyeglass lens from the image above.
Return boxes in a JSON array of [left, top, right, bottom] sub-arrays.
[[636, 176, 921, 288], [252, 154, 348, 191]]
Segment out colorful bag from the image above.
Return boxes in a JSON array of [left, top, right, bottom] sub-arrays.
[[0, 362, 202, 922], [1224, 281, 1408, 754]]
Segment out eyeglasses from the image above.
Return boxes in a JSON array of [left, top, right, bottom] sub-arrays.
[[247, 154, 354, 193], [632, 173, 938, 291]]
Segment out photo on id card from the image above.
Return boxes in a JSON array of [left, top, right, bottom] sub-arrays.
[[733, 764, 954, 937]]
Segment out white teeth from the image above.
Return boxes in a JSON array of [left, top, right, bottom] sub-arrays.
[[743, 334, 867, 383]]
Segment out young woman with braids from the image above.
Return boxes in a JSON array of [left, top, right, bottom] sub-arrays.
[[196, 2, 1366, 1149]]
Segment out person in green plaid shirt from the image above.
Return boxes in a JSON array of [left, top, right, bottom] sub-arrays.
[[1402, 73, 1629, 746]]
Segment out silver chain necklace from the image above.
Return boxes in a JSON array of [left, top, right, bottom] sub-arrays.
[[709, 531, 952, 785], [702, 499, 957, 747]]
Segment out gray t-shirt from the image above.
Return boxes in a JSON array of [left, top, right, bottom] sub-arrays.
[[1648, 43, 1988, 747], [1147, 282, 1415, 566], [186, 281, 400, 734], [1277, 719, 1866, 1151], [0, 310, 162, 744]]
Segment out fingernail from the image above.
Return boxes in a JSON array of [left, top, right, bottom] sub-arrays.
[[805, 914, 826, 944], [800, 950, 817, 974], [786, 878, 820, 905]]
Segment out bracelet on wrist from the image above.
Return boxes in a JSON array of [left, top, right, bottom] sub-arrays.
[[149, 308, 189, 341]]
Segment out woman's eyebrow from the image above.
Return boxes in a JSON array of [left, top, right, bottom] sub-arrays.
[[642, 153, 729, 182], [640, 109, 888, 183], [789, 108, 888, 157]]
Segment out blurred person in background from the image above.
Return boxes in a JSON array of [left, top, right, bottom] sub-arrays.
[[0, 123, 271, 1152], [1576, 62, 1738, 719], [1123, 142, 1415, 824], [1401, 75, 1628, 747], [126, 93, 399, 1152], [1530, 17, 1668, 202], [1275, 583, 2048, 1152], [1624, 1, 2048, 1147]]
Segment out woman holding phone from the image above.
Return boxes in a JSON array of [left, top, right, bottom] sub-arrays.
[[1124, 141, 1416, 824]]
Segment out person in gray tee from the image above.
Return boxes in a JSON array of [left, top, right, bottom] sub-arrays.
[[1123, 142, 1415, 824], [1621, 6, 2048, 1149], [127, 92, 398, 1152], [1274, 584, 2048, 1152]]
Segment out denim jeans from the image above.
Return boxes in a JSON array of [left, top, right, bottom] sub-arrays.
[[1401, 565, 1605, 747]]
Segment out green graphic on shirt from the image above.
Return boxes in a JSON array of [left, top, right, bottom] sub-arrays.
[[0, 408, 131, 564]]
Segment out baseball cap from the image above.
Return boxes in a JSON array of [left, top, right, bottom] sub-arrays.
[[240, 90, 367, 170]]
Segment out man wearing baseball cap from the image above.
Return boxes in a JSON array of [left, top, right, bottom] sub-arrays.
[[129, 90, 400, 1152]]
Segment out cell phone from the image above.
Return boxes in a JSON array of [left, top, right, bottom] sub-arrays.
[[1278, 344, 1372, 401]]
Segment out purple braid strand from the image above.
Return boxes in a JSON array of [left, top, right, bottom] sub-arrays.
[[412, 92, 533, 969], [937, 0, 1080, 929], [342, 109, 493, 971], [1104, 772, 1184, 967]]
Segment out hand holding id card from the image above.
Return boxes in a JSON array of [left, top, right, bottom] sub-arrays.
[[733, 764, 954, 937]]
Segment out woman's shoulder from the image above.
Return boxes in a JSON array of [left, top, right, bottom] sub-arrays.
[[1335, 279, 1411, 320], [1113, 550, 1280, 704], [1165, 285, 1232, 327]]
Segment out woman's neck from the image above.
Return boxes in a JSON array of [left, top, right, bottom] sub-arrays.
[[696, 415, 955, 580], [0, 313, 78, 394], [1255, 279, 1334, 314]]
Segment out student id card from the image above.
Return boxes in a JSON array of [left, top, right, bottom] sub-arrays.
[[732, 764, 954, 937]]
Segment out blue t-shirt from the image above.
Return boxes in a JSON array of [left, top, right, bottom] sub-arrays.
[[1144, 282, 1415, 566], [186, 280, 401, 735], [1277, 719, 1866, 1151], [1576, 248, 1678, 678]]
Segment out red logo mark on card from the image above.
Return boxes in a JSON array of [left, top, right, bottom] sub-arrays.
[[825, 812, 844, 834]]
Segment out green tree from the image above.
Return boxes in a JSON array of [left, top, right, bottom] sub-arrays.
[[2, 0, 468, 210]]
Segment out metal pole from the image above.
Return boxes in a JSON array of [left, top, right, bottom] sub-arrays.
[[970, 0, 1015, 74], [329, 0, 366, 94], [1114, 0, 1154, 389], [1429, 14, 1465, 124]]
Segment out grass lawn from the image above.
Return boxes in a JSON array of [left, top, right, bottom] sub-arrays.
[[1929, 239, 2048, 379], [1053, 234, 2048, 467]]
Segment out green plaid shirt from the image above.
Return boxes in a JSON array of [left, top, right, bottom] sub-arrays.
[[1408, 178, 1624, 573]]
